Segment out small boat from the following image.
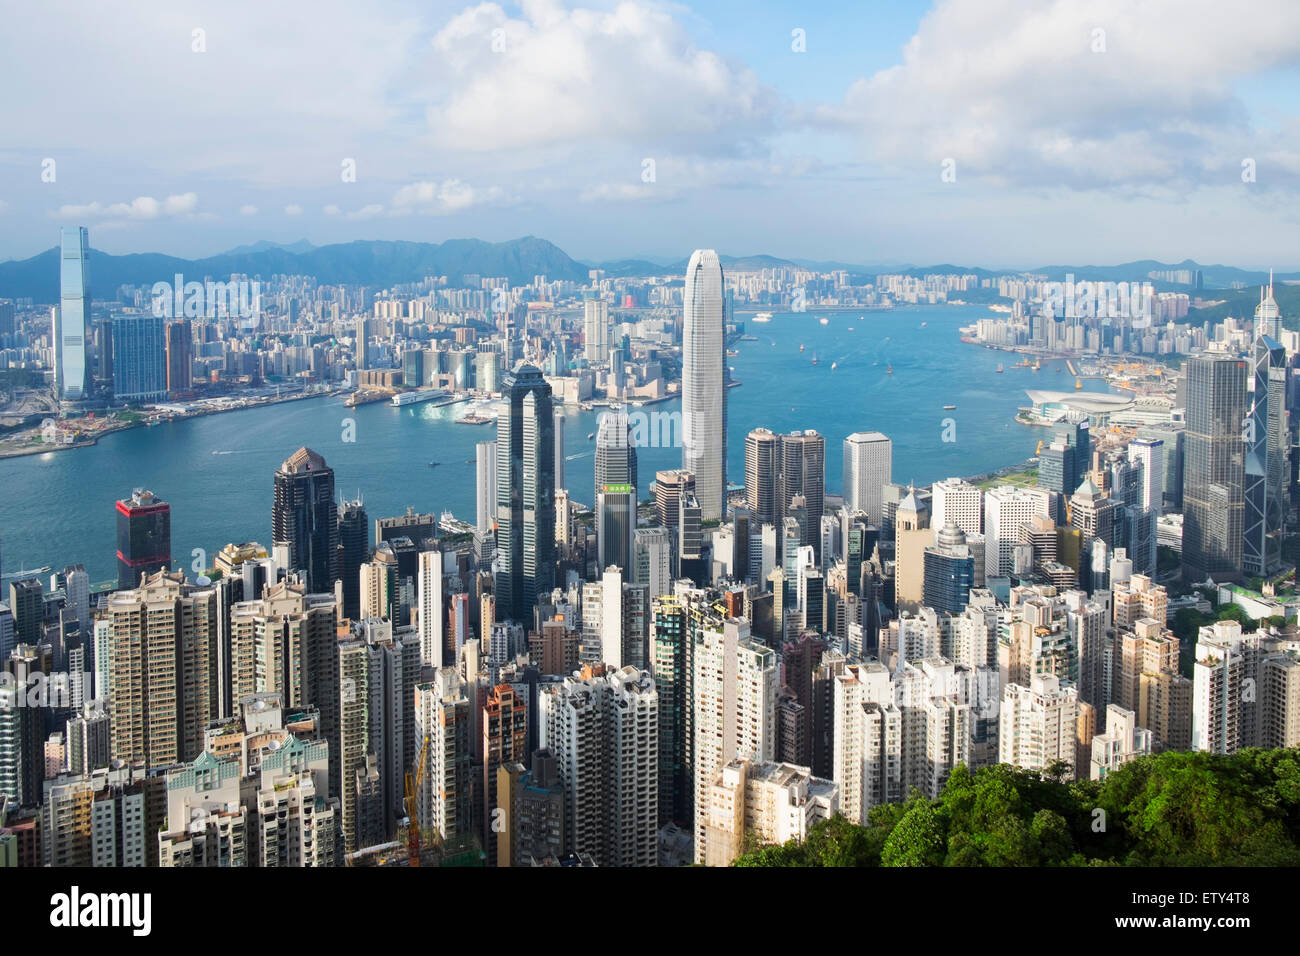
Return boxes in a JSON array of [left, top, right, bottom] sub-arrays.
[[799, 343, 805, 352], [811, 355, 819, 366], [943, 404, 956, 410], [921, 321, 927, 327], [996, 364, 1004, 373], [428, 461, 439, 468], [886, 364, 893, 374], [587, 432, 595, 440], [819, 317, 829, 326], [830, 362, 838, 370], [1075, 378, 1083, 390], [847, 327, 854, 331]]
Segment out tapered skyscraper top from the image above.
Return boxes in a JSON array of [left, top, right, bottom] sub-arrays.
[[57, 226, 90, 401], [681, 249, 726, 520]]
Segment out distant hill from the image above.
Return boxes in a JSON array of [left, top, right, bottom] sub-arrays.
[[1188, 282, 1300, 330], [220, 238, 316, 256], [0, 236, 591, 302], [3, 237, 1294, 305]]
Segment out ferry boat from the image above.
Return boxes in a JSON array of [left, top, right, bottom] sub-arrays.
[[391, 388, 447, 406], [752, 312, 773, 323], [943, 404, 956, 410]]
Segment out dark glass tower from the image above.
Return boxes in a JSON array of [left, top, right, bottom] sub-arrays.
[[595, 408, 638, 574], [1182, 354, 1247, 583], [778, 430, 825, 561], [337, 498, 368, 621], [1244, 336, 1289, 577], [272, 447, 339, 594], [116, 489, 171, 589], [496, 365, 555, 621]]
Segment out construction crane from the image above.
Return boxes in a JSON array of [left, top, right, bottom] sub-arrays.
[[405, 733, 430, 867]]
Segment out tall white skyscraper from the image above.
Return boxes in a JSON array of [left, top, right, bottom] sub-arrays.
[[999, 674, 1079, 775], [475, 440, 497, 534], [584, 294, 610, 365], [984, 486, 1054, 577], [682, 249, 726, 521], [930, 477, 983, 539], [554, 410, 566, 490], [691, 615, 775, 861], [417, 550, 445, 667], [540, 666, 659, 866], [843, 432, 891, 526], [56, 226, 90, 401]]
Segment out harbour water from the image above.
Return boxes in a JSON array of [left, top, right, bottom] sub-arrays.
[[0, 304, 1112, 582]]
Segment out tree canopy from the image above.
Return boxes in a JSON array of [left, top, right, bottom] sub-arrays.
[[732, 749, 1300, 867]]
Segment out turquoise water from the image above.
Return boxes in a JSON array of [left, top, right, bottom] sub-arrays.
[[0, 304, 1108, 582]]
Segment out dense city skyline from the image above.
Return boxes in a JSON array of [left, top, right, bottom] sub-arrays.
[[2, 4, 1297, 915]]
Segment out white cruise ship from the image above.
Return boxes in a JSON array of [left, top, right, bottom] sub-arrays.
[[391, 388, 448, 406]]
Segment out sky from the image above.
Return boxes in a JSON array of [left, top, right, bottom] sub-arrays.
[[3, 0, 1300, 269]]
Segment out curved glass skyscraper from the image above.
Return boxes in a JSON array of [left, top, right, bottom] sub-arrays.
[[496, 364, 556, 621], [57, 226, 90, 401], [682, 249, 726, 520]]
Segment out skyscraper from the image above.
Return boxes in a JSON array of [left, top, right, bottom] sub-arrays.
[[1244, 336, 1288, 578], [417, 550, 444, 668], [583, 293, 609, 365], [115, 489, 171, 590], [682, 249, 726, 520], [1255, 273, 1281, 341], [778, 430, 825, 561], [107, 571, 218, 768], [111, 313, 167, 404], [272, 447, 340, 594], [843, 432, 891, 526], [56, 226, 90, 401], [595, 408, 638, 574], [476, 439, 498, 534], [337, 498, 368, 622], [691, 614, 775, 861], [744, 427, 780, 527], [496, 364, 556, 621], [165, 319, 193, 394], [1182, 353, 1247, 583]]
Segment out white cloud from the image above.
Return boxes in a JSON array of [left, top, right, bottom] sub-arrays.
[[392, 179, 506, 214], [284, 204, 303, 216], [817, 0, 1300, 191], [56, 192, 198, 220], [323, 204, 341, 216], [346, 204, 386, 220], [426, 1, 777, 153], [239, 204, 258, 216]]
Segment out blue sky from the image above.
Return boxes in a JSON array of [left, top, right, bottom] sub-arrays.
[[2, 0, 1300, 269]]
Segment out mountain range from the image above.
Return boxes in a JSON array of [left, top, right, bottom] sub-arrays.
[[0, 236, 1294, 303]]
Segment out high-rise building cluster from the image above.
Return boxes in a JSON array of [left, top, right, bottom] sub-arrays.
[[2, 248, 1298, 872]]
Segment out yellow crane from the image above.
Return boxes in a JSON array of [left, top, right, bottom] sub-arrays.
[[405, 733, 431, 867]]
